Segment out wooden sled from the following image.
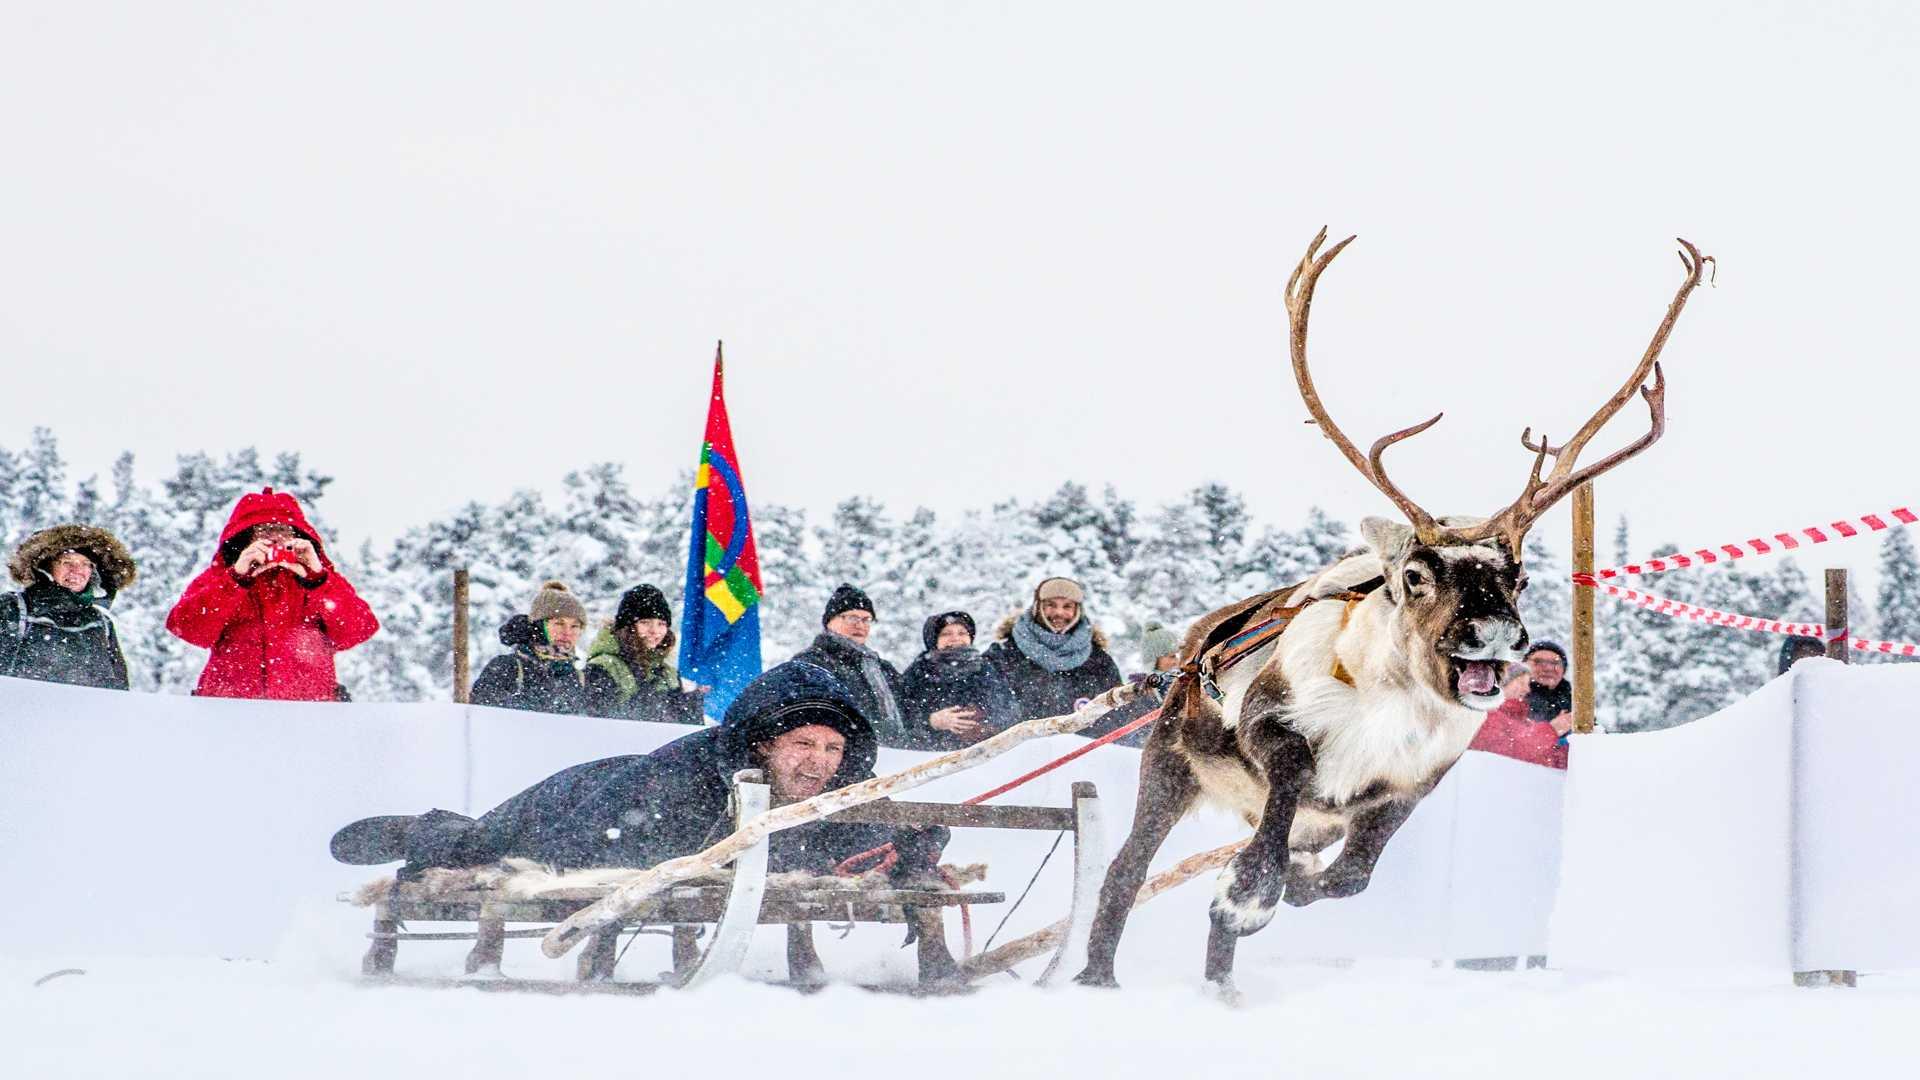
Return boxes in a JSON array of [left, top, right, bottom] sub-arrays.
[[354, 773, 1103, 992]]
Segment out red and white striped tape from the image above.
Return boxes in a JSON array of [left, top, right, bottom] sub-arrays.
[[1587, 505, 1916, 581], [1577, 576, 1920, 658]]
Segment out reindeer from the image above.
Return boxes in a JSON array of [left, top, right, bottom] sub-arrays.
[[1075, 230, 1712, 992]]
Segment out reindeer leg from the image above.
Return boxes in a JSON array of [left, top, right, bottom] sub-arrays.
[[1285, 797, 1415, 907], [1205, 728, 1314, 991], [1073, 743, 1198, 988]]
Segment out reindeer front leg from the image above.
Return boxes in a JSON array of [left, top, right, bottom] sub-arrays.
[[1074, 742, 1199, 988], [1206, 731, 1314, 987], [1283, 797, 1415, 907]]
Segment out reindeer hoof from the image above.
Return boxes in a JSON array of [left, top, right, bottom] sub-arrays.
[[1212, 861, 1282, 935], [1072, 968, 1120, 989]]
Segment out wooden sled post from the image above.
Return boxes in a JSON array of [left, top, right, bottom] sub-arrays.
[[465, 904, 506, 976], [1038, 781, 1104, 985], [667, 770, 772, 988]]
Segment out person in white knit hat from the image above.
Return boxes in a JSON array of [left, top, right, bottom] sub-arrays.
[[983, 576, 1123, 723]]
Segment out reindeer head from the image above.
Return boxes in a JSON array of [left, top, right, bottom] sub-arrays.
[[1358, 515, 1528, 709], [1288, 229, 1712, 710]]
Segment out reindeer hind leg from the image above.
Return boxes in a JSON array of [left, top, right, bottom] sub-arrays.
[[1073, 742, 1199, 988]]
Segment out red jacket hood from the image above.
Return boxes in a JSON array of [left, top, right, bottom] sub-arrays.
[[215, 488, 333, 568]]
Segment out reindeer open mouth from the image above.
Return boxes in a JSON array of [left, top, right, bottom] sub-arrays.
[[1448, 655, 1505, 705]]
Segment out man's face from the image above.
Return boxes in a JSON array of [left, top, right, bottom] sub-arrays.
[[631, 618, 669, 650], [48, 551, 94, 592], [545, 617, 584, 653], [1038, 597, 1080, 633], [826, 610, 873, 646], [758, 724, 847, 799], [934, 622, 973, 650], [1526, 649, 1566, 689]]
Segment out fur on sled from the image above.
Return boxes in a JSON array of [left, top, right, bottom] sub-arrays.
[[353, 857, 989, 907]]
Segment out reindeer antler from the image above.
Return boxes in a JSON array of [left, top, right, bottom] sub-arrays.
[[1289, 231, 1712, 555], [1286, 228, 1446, 544]]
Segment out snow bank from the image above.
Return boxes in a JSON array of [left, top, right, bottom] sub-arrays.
[[0, 675, 1564, 975], [1550, 657, 1920, 972]]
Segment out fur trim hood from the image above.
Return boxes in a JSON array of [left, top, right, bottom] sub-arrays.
[[9, 524, 138, 594], [992, 610, 1109, 650]]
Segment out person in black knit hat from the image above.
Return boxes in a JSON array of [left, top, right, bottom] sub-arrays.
[[791, 583, 912, 747], [901, 610, 1020, 749], [583, 583, 706, 724]]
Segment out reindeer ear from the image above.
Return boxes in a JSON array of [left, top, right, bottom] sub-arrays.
[[1359, 516, 1415, 561]]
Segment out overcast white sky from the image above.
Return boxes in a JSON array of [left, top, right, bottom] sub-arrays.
[[4, 2, 1916, 593]]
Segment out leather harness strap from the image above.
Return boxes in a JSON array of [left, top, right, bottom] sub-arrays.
[[1175, 585, 1378, 716]]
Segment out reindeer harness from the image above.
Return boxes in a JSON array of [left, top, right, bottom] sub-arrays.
[[1167, 578, 1383, 720]]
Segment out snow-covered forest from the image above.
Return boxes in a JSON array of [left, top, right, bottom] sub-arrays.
[[5, 427, 1913, 731]]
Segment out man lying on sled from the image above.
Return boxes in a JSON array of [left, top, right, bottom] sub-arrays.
[[331, 660, 953, 976]]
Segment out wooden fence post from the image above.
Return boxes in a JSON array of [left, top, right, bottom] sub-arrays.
[[452, 568, 471, 704], [1792, 569, 1856, 988], [1571, 483, 1596, 734]]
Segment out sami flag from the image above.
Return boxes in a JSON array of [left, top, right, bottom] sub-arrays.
[[680, 343, 764, 715]]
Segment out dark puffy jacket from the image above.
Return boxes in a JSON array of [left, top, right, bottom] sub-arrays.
[[408, 660, 943, 874], [1, 582, 129, 690], [983, 612, 1125, 723], [901, 645, 1021, 750], [790, 631, 912, 748], [1524, 678, 1573, 724], [582, 627, 705, 724], [471, 615, 588, 715]]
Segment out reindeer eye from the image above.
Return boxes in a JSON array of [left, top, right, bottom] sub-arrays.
[[1403, 568, 1427, 591]]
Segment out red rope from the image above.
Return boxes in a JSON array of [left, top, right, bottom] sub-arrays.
[[962, 705, 1162, 806]]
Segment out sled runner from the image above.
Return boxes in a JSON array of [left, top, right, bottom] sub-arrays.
[[351, 772, 1104, 991]]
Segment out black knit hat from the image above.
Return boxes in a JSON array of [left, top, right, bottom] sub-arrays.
[[1525, 640, 1569, 666], [822, 583, 875, 627], [922, 611, 977, 652], [614, 584, 673, 630]]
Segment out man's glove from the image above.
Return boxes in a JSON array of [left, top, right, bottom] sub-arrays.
[[888, 825, 950, 877]]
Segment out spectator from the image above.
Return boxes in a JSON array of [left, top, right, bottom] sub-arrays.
[[1136, 621, 1181, 677], [1469, 665, 1568, 768], [1520, 640, 1574, 732], [471, 580, 589, 714], [901, 611, 1020, 749], [166, 487, 378, 700], [2, 524, 136, 690], [985, 576, 1124, 722], [330, 660, 947, 880], [792, 583, 910, 747], [583, 584, 706, 724], [1778, 634, 1827, 676]]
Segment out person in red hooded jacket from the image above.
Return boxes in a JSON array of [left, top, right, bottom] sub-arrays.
[[166, 487, 379, 701]]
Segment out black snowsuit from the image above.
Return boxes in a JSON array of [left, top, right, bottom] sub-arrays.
[[901, 644, 1021, 750], [392, 660, 945, 876], [1, 580, 130, 690], [790, 631, 913, 748], [470, 615, 588, 715], [983, 614, 1125, 724]]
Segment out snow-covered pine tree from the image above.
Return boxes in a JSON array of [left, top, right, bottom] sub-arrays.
[[1874, 526, 1920, 658], [1519, 533, 1572, 654]]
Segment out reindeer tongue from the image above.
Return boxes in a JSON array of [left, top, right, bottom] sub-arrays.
[[1457, 660, 1499, 697]]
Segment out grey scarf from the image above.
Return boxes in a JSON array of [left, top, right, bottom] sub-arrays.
[[826, 633, 905, 739], [1011, 612, 1094, 673]]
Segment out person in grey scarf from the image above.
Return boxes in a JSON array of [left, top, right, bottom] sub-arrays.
[[984, 576, 1123, 724], [791, 583, 913, 748]]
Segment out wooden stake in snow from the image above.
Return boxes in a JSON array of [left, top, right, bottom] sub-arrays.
[[960, 839, 1250, 980], [538, 681, 1145, 959]]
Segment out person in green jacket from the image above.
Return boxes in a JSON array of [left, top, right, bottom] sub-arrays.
[[583, 584, 706, 724]]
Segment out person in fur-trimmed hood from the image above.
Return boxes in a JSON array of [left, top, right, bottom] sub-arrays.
[[331, 659, 947, 879], [165, 487, 378, 700], [582, 583, 706, 724], [789, 583, 913, 748], [2, 524, 136, 690], [984, 576, 1124, 723], [902, 610, 1020, 750]]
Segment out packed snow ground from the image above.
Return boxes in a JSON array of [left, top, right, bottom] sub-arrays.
[[6, 948, 1913, 1080]]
